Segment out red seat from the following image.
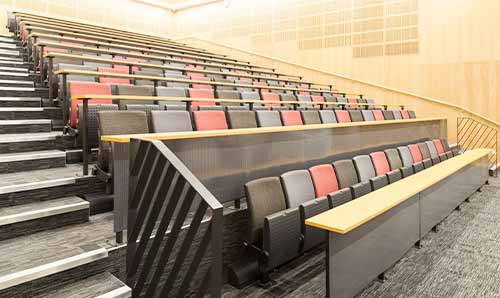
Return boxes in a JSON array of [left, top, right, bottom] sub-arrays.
[[408, 144, 423, 163], [193, 111, 228, 131], [433, 139, 445, 154], [98, 67, 130, 84], [238, 77, 253, 82], [311, 95, 324, 108], [401, 110, 410, 119], [280, 111, 303, 126], [370, 151, 391, 176], [42, 47, 67, 55], [299, 84, 310, 95], [191, 76, 212, 90], [68, 82, 112, 128], [60, 41, 83, 48], [372, 110, 385, 121], [309, 164, 339, 198], [347, 98, 358, 109], [335, 110, 351, 123], [261, 92, 280, 108], [188, 88, 215, 109]]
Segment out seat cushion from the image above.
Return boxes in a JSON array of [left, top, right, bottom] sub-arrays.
[[426, 141, 439, 158], [319, 110, 337, 123], [433, 139, 445, 154], [408, 144, 423, 163], [398, 146, 414, 167], [280, 170, 316, 208], [348, 110, 364, 122], [309, 164, 339, 198], [151, 110, 193, 133], [256, 111, 282, 127], [418, 142, 432, 160], [335, 110, 351, 123], [353, 155, 376, 182], [361, 110, 375, 121], [189, 88, 215, 109], [227, 111, 257, 129], [385, 148, 403, 170], [372, 110, 385, 121], [301, 110, 321, 125], [281, 111, 303, 126]]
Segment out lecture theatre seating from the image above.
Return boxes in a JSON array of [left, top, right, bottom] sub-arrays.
[[242, 139, 456, 281]]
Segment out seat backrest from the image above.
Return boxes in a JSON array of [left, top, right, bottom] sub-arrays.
[[418, 142, 432, 159], [433, 139, 445, 154], [318, 110, 337, 123], [227, 111, 257, 129], [382, 110, 395, 120], [280, 170, 316, 208], [336, 97, 348, 104], [392, 110, 402, 119], [244, 177, 287, 244], [385, 148, 403, 170], [426, 141, 439, 158], [332, 159, 359, 189], [115, 85, 155, 109], [353, 155, 376, 182], [335, 110, 351, 123], [300, 110, 321, 125], [397, 146, 414, 167], [323, 94, 337, 103], [348, 110, 364, 122], [151, 110, 193, 133], [240, 91, 261, 101], [193, 111, 228, 131], [408, 144, 423, 162], [297, 95, 312, 108], [261, 92, 280, 108], [216, 90, 240, 100], [156, 86, 188, 110], [98, 67, 130, 85], [309, 164, 339, 197], [68, 81, 112, 127], [408, 111, 416, 118], [256, 111, 282, 127], [401, 110, 410, 119], [280, 110, 303, 126], [370, 151, 391, 176], [189, 88, 215, 109], [361, 110, 375, 121], [125, 104, 159, 132], [372, 110, 385, 121], [279, 93, 297, 102]]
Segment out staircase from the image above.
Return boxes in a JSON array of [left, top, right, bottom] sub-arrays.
[[0, 35, 130, 298]]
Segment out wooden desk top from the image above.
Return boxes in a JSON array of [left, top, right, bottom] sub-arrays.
[[305, 148, 492, 234], [46, 52, 330, 88], [100, 117, 445, 143], [58, 69, 354, 95]]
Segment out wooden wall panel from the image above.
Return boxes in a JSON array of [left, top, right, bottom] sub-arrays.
[[0, 0, 174, 36], [174, 0, 500, 122]]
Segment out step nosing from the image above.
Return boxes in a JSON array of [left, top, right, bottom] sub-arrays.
[[0, 200, 89, 226], [0, 177, 76, 194], [0, 97, 41, 101], [0, 119, 50, 125], [95, 286, 131, 298], [0, 248, 108, 290], [0, 150, 66, 163]]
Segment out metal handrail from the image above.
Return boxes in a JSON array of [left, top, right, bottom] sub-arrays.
[[127, 139, 223, 297], [457, 117, 498, 176]]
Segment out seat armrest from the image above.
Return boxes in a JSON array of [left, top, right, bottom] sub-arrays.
[[350, 181, 371, 199], [412, 162, 424, 173], [300, 197, 329, 251], [400, 166, 414, 178], [263, 208, 302, 270], [370, 175, 388, 190], [422, 158, 433, 169], [328, 188, 352, 208], [439, 153, 448, 162], [431, 156, 441, 165], [386, 169, 402, 184], [446, 151, 454, 159]]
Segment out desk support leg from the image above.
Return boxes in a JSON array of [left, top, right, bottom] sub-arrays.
[[113, 142, 130, 244]]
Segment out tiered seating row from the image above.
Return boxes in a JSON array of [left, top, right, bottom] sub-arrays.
[[243, 139, 457, 280]]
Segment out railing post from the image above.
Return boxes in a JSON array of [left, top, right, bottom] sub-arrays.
[[47, 56, 54, 104], [82, 98, 89, 176], [210, 207, 223, 297], [39, 45, 44, 85], [62, 73, 69, 133]]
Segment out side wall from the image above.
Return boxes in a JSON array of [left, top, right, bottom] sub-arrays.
[[173, 0, 500, 122], [0, 0, 174, 37]]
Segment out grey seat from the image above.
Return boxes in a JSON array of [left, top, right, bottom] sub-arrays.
[[114, 85, 154, 109], [279, 93, 297, 109], [385, 148, 413, 177], [361, 110, 375, 121], [425, 141, 441, 164], [216, 90, 241, 107], [418, 142, 433, 168], [125, 104, 160, 132], [83, 53, 111, 68], [256, 111, 282, 127], [301, 110, 321, 125], [227, 111, 257, 129], [408, 110, 416, 118], [156, 86, 188, 110], [213, 78, 235, 90], [392, 110, 403, 120], [349, 110, 364, 122], [150, 110, 193, 133], [333, 159, 371, 198], [165, 74, 190, 88], [134, 70, 164, 86], [382, 110, 395, 120], [353, 155, 388, 191], [244, 177, 300, 271], [97, 111, 148, 173], [297, 95, 313, 109], [77, 104, 118, 148], [398, 145, 424, 173], [241, 91, 261, 107], [318, 110, 337, 123]]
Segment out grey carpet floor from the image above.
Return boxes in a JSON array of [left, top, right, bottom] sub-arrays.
[[223, 176, 500, 298]]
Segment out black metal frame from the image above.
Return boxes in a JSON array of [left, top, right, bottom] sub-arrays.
[[127, 139, 223, 298], [457, 117, 498, 177]]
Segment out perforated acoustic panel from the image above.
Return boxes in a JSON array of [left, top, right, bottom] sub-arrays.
[[176, 0, 419, 58]]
